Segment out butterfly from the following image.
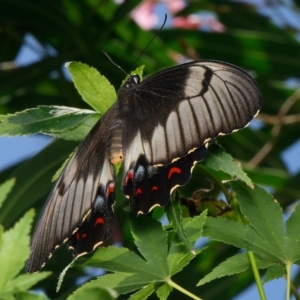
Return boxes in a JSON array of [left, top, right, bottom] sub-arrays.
[[26, 60, 262, 273]]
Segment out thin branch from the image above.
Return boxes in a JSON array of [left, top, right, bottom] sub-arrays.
[[257, 113, 300, 125], [196, 165, 231, 202], [289, 276, 300, 300], [248, 88, 300, 167]]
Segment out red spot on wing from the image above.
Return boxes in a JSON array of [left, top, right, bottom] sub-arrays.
[[76, 232, 87, 240], [168, 167, 181, 179], [94, 217, 104, 227], [124, 170, 134, 186], [106, 182, 115, 197], [135, 188, 142, 196], [151, 186, 158, 191]]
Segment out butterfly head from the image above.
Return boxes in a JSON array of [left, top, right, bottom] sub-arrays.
[[118, 75, 141, 113], [124, 74, 140, 88]]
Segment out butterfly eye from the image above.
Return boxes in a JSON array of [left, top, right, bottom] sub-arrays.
[[132, 75, 140, 84], [125, 75, 140, 88]]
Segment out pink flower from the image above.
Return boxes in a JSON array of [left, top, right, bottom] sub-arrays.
[[130, 0, 225, 32], [173, 14, 225, 32], [206, 16, 226, 32], [173, 15, 202, 29], [167, 0, 185, 14], [130, 0, 159, 30]]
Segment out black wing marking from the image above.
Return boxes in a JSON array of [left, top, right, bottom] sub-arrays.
[[120, 60, 262, 166], [123, 145, 208, 215], [26, 105, 119, 273], [68, 181, 115, 256]]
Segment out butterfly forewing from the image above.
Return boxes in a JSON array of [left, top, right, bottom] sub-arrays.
[[27, 60, 262, 273], [121, 61, 261, 166]]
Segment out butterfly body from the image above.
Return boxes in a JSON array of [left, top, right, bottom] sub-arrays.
[[26, 60, 262, 273]]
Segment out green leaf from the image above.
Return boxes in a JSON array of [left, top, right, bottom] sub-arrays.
[[263, 265, 285, 283], [166, 193, 194, 253], [183, 212, 207, 245], [0, 226, 3, 250], [129, 283, 156, 300], [66, 61, 116, 113], [56, 112, 100, 141], [72, 215, 202, 298], [72, 272, 152, 295], [0, 294, 14, 300], [57, 260, 73, 292], [129, 215, 169, 277], [197, 253, 274, 286], [67, 285, 117, 300], [203, 217, 277, 259], [1, 272, 51, 296], [0, 178, 15, 209], [285, 203, 300, 261], [168, 213, 207, 276], [167, 235, 196, 277], [12, 291, 49, 300], [122, 66, 145, 86], [156, 283, 172, 300], [0, 106, 99, 141], [0, 210, 35, 291], [76, 246, 156, 276], [202, 182, 297, 285], [231, 181, 286, 260], [0, 139, 78, 228], [243, 165, 288, 189], [203, 144, 252, 186]]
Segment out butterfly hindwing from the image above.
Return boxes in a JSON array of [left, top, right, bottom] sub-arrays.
[[68, 181, 115, 257], [123, 145, 208, 214], [25, 105, 120, 273]]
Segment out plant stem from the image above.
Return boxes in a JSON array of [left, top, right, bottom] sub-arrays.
[[247, 251, 266, 300], [286, 263, 291, 300], [196, 165, 231, 202], [197, 164, 267, 299], [166, 278, 202, 300], [289, 276, 300, 300], [170, 193, 195, 253], [196, 164, 243, 223]]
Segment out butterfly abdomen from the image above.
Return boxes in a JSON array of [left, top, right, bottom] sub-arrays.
[[108, 123, 124, 165]]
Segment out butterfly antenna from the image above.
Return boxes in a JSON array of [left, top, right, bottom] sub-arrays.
[[131, 14, 168, 72], [102, 51, 128, 76]]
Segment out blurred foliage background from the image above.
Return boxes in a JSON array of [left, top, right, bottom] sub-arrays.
[[0, 0, 300, 299]]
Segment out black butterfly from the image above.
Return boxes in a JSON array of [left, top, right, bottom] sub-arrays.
[[26, 60, 262, 273]]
